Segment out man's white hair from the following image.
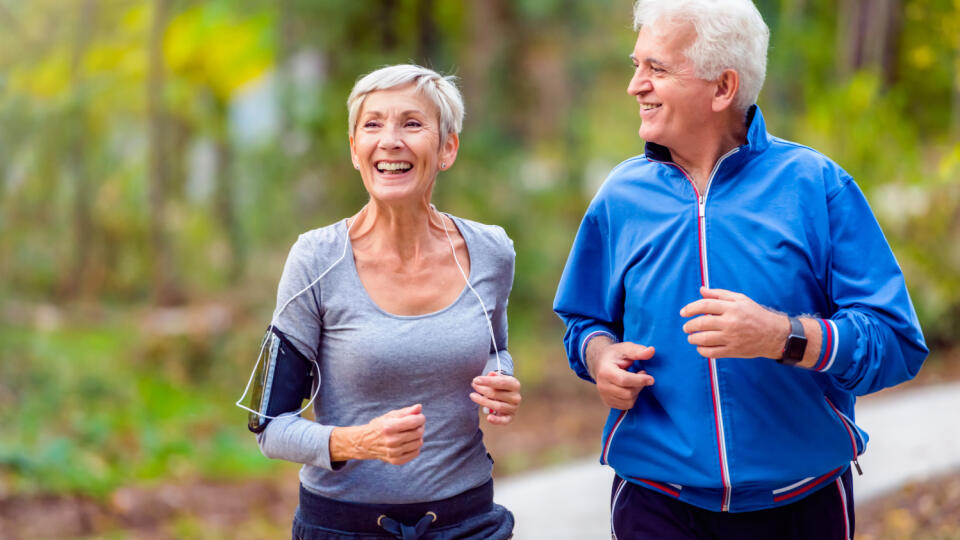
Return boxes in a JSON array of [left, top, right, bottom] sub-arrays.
[[633, 0, 769, 112], [347, 64, 464, 144]]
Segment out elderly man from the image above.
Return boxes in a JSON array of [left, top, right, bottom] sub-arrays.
[[553, 1, 927, 538]]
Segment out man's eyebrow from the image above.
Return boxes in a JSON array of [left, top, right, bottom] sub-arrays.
[[629, 54, 668, 68]]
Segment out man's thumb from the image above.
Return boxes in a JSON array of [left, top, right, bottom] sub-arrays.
[[624, 344, 655, 361]]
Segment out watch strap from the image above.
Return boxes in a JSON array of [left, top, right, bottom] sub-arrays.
[[778, 316, 807, 365]]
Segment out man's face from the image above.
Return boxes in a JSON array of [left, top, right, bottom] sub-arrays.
[[627, 19, 716, 151]]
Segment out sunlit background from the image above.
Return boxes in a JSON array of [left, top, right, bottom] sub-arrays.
[[1, 0, 958, 538]]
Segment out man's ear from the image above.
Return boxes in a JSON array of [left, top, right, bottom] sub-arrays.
[[712, 69, 740, 113]]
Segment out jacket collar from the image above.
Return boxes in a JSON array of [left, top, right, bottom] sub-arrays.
[[643, 105, 771, 164]]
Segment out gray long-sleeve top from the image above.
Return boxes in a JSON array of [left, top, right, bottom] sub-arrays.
[[257, 214, 515, 504]]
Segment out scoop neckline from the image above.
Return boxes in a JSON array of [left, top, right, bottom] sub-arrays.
[[341, 214, 474, 320]]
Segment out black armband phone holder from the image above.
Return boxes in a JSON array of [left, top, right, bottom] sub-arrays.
[[247, 326, 315, 433]]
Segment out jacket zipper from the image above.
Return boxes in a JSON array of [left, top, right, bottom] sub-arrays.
[[646, 147, 739, 510], [825, 396, 865, 475], [692, 148, 740, 511]]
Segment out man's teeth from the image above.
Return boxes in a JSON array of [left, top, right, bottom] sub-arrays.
[[640, 103, 661, 110], [377, 162, 412, 172]]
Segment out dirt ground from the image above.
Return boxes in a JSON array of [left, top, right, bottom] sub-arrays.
[[2, 358, 959, 539]]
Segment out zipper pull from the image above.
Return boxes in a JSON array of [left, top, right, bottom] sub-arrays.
[[853, 459, 863, 476]]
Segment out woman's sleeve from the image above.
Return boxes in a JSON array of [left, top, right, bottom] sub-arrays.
[[255, 235, 343, 471], [483, 227, 515, 376]]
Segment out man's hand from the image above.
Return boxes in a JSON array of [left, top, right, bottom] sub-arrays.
[[470, 371, 522, 425], [680, 287, 789, 359], [586, 337, 655, 410], [331, 404, 426, 465]]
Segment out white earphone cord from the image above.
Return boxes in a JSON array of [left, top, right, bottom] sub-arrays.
[[235, 205, 501, 420], [437, 208, 502, 374]]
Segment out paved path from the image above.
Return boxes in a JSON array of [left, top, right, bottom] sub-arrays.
[[494, 381, 960, 539]]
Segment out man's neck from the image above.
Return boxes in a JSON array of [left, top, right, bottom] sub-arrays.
[[669, 112, 749, 194]]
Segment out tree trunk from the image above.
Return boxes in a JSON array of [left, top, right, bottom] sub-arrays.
[[462, 0, 501, 125], [836, 0, 902, 85], [276, 0, 295, 135], [952, 45, 960, 140], [380, 0, 398, 51], [64, 0, 96, 298], [147, 0, 182, 305], [416, 0, 437, 64], [213, 99, 245, 283], [837, 0, 866, 79]]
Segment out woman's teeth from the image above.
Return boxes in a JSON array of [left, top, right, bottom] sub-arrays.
[[376, 162, 412, 173]]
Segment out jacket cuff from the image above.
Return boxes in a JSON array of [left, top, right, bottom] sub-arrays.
[[576, 328, 618, 382], [811, 318, 854, 375]]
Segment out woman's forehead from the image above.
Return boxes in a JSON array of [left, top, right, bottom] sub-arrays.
[[359, 84, 439, 118]]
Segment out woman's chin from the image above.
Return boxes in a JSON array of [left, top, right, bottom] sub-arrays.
[[368, 186, 426, 205]]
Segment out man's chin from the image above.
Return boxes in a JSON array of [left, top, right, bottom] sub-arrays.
[[638, 129, 663, 146]]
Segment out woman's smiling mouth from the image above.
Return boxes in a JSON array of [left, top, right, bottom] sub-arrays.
[[375, 161, 413, 175]]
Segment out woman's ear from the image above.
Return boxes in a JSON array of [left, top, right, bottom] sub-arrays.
[[439, 133, 460, 170], [349, 136, 359, 169], [712, 69, 740, 113]]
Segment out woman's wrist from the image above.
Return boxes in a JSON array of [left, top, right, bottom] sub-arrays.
[[329, 425, 365, 462]]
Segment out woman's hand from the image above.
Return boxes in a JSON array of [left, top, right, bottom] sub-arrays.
[[330, 404, 426, 465], [470, 372, 522, 425]]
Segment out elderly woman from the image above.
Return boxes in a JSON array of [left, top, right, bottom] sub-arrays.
[[243, 64, 520, 539]]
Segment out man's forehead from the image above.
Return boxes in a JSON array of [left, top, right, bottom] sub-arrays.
[[635, 18, 697, 53]]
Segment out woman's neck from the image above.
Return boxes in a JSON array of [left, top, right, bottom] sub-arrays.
[[349, 198, 447, 264]]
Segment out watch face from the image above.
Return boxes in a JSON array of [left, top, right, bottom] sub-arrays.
[[784, 335, 806, 362]]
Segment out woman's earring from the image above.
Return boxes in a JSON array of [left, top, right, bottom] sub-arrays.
[[440, 162, 446, 169]]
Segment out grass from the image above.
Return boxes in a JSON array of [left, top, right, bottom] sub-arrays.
[[0, 313, 282, 499]]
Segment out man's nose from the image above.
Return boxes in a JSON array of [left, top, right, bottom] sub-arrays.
[[627, 72, 651, 96]]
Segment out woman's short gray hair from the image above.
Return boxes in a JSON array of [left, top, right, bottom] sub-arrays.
[[633, 0, 769, 112], [347, 64, 464, 143]]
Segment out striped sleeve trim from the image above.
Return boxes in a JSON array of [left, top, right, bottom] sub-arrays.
[[813, 319, 839, 372], [580, 330, 617, 373]]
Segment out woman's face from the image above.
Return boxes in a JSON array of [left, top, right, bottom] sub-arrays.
[[350, 84, 458, 205]]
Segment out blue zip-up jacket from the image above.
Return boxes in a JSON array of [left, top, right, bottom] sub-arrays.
[[553, 106, 927, 512]]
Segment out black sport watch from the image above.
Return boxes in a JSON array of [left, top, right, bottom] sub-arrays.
[[778, 316, 807, 365]]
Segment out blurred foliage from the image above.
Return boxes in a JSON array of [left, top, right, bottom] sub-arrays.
[[0, 0, 959, 507]]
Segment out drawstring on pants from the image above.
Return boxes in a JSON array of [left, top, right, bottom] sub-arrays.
[[377, 511, 437, 539]]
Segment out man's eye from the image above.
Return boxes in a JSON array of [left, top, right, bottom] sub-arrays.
[[651, 66, 666, 73]]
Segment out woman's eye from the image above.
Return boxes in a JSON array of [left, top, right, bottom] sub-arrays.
[[405, 121, 422, 128], [363, 121, 380, 128]]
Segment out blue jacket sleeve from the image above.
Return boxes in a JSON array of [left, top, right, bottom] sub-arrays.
[[812, 178, 928, 395], [553, 207, 624, 383]]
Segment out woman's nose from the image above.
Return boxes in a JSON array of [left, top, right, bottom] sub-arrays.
[[378, 126, 404, 149]]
